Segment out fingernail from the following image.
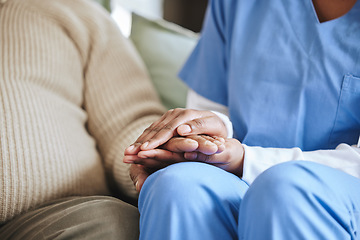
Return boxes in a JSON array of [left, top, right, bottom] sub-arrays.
[[123, 158, 133, 163], [205, 140, 216, 147], [184, 152, 197, 160], [178, 125, 191, 134], [215, 137, 225, 143], [185, 139, 198, 145], [127, 145, 135, 151], [142, 142, 149, 149], [135, 181, 139, 191]]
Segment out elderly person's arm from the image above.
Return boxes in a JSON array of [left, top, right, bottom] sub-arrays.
[[81, 2, 164, 200]]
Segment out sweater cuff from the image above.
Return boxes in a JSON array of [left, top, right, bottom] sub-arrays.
[[107, 115, 161, 201]]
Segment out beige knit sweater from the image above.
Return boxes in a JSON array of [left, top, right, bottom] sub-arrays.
[[0, 0, 164, 223]]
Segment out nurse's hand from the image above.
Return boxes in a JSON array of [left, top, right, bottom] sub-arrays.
[[125, 135, 244, 178], [126, 134, 227, 192], [124, 134, 225, 165], [124, 108, 228, 156]]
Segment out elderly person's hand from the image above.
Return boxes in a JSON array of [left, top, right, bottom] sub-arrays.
[[125, 135, 244, 192], [125, 108, 228, 155]]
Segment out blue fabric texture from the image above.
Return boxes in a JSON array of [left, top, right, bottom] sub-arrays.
[[179, 0, 360, 150], [139, 1, 360, 239], [238, 161, 360, 240], [138, 162, 248, 240], [139, 162, 360, 240]]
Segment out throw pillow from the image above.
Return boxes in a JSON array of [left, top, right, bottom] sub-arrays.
[[130, 13, 198, 109]]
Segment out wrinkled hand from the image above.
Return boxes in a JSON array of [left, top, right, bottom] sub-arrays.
[[125, 135, 245, 178], [123, 136, 225, 192], [129, 164, 153, 192], [124, 108, 228, 155], [125, 108, 231, 192], [126, 134, 226, 192]]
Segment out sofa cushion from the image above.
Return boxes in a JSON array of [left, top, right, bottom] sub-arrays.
[[130, 13, 198, 109], [92, 0, 111, 12]]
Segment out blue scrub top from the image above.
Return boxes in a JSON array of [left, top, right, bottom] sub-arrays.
[[180, 0, 360, 151]]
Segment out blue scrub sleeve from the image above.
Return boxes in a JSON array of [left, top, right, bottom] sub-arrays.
[[179, 0, 230, 106]]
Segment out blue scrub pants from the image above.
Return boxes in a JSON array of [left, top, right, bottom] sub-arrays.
[[138, 161, 360, 240]]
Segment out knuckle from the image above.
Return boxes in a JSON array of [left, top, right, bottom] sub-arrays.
[[150, 127, 162, 133], [200, 154, 212, 163], [172, 108, 184, 115], [167, 109, 175, 114], [129, 171, 138, 183], [143, 126, 152, 133], [162, 124, 174, 130], [192, 118, 206, 129], [178, 109, 192, 117], [146, 124, 175, 134]]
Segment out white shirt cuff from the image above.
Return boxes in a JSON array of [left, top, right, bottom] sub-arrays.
[[211, 111, 233, 138]]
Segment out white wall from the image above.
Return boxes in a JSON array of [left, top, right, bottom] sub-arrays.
[[111, 0, 163, 37], [111, 0, 163, 18]]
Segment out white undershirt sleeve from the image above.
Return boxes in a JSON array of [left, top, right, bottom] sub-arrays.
[[186, 89, 233, 138], [242, 144, 360, 185], [186, 89, 360, 185]]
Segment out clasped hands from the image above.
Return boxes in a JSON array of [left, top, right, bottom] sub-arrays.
[[123, 108, 245, 192]]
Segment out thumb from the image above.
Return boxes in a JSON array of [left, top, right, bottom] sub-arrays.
[[177, 116, 227, 138], [130, 164, 150, 192], [135, 172, 149, 192]]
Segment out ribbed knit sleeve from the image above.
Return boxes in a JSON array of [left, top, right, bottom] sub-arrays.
[[78, 3, 166, 200], [0, 0, 164, 223]]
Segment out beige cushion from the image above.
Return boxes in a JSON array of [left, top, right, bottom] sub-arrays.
[[92, 0, 111, 11]]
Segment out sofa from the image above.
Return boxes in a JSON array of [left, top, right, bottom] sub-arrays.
[[129, 12, 198, 110], [94, 0, 199, 110]]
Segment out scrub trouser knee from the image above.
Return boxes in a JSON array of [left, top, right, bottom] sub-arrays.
[[0, 196, 139, 240], [238, 161, 360, 240], [139, 162, 249, 240], [139, 161, 360, 240]]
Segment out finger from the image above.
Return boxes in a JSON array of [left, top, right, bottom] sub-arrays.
[[140, 109, 213, 150], [162, 137, 199, 152], [135, 109, 178, 144], [123, 154, 143, 164], [196, 135, 225, 153], [124, 143, 141, 156], [137, 149, 185, 163], [177, 115, 227, 138], [161, 135, 224, 155], [187, 138, 244, 176], [183, 152, 225, 165], [185, 135, 220, 155], [134, 109, 185, 152], [214, 136, 226, 143], [132, 158, 172, 169], [184, 152, 198, 160], [129, 164, 150, 192], [125, 144, 191, 164], [126, 150, 181, 168], [139, 110, 188, 150], [136, 175, 147, 192], [197, 152, 222, 164]]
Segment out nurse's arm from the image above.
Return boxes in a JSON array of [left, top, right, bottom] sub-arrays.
[[187, 90, 360, 185], [242, 143, 360, 185]]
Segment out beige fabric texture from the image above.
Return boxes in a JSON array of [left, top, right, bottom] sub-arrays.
[[0, 196, 140, 240], [0, 0, 164, 224]]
